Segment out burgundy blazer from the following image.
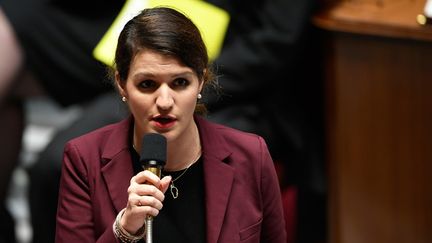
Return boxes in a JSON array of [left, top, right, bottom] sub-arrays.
[[55, 115, 287, 243]]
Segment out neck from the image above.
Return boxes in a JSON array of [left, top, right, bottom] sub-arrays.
[[133, 121, 202, 171], [165, 123, 201, 171]]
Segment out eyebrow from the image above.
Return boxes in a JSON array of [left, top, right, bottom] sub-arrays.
[[132, 71, 195, 80], [171, 71, 195, 78]]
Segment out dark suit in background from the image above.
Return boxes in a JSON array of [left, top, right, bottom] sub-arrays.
[[204, 1, 326, 242]]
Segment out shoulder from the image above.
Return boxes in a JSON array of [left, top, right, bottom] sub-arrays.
[[61, 118, 131, 178], [66, 122, 119, 147], [64, 117, 130, 156], [196, 115, 270, 161], [197, 116, 266, 147]]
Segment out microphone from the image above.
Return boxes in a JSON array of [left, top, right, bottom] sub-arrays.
[[139, 133, 167, 177], [139, 133, 167, 243]]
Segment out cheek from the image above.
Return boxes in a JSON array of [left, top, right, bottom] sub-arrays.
[[128, 95, 151, 114], [180, 95, 198, 112]]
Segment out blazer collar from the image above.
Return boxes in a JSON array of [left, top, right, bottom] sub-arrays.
[[101, 116, 134, 213], [99, 115, 235, 243]]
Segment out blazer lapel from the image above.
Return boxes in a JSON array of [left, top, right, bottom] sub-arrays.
[[196, 116, 235, 243], [101, 150, 134, 213], [100, 117, 134, 213], [203, 155, 234, 243]]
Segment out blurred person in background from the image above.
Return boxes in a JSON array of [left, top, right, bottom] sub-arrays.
[[0, 0, 124, 242]]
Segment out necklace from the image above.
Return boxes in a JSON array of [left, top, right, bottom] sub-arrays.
[[167, 149, 202, 199], [133, 133, 202, 199]]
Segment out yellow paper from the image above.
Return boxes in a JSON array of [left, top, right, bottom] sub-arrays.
[[93, 0, 230, 66]]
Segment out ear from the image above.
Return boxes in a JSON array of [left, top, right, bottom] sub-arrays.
[[115, 71, 127, 98], [198, 80, 204, 94], [198, 69, 206, 93]]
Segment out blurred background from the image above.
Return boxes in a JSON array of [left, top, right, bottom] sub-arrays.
[[7, 98, 82, 243], [315, 1, 432, 243]]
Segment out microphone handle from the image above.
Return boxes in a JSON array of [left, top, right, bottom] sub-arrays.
[[145, 166, 162, 178], [144, 165, 162, 220], [143, 164, 162, 243]]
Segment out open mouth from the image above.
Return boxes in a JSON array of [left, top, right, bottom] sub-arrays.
[[154, 117, 174, 124], [152, 116, 176, 128]]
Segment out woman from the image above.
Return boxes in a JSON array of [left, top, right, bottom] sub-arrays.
[[55, 7, 286, 243]]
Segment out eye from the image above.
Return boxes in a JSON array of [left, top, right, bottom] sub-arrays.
[[138, 80, 156, 89], [172, 78, 190, 87]]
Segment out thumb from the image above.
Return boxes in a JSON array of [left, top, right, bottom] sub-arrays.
[[159, 176, 172, 194]]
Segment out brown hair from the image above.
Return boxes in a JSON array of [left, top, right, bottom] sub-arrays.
[[111, 7, 217, 114]]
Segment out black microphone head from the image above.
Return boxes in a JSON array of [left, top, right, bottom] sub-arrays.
[[140, 133, 167, 168]]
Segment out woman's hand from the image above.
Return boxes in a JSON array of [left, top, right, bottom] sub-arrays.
[[120, 170, 172, 234]]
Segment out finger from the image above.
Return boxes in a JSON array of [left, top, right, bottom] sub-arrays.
[[134, 184, 165, 201], [160, 176, 172, 194], [137, 195, 164, 210], [137, 205, 160, 218], [128, 194, 163, 216], [134, 170, 162, 185], [132, 198, 162, 217]]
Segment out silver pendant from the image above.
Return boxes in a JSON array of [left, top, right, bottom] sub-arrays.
[[170, 183, 179, 199]]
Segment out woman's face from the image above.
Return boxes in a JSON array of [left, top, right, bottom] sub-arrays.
[[117, 49, 203, 143]]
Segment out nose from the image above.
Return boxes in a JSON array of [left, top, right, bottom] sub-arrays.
[[155, 85, 174, 110]]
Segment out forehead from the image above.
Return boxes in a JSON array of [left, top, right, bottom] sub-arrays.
[[131, 50, 179, 68], [129, 50, 195, 77]]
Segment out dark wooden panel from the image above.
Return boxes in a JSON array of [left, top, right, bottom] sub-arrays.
[[323, 31, 432, 243]]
